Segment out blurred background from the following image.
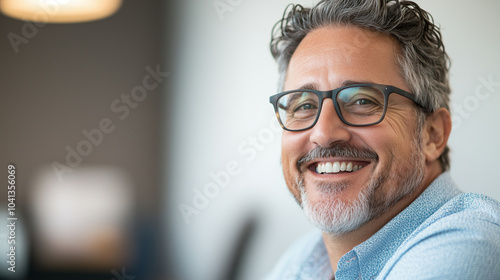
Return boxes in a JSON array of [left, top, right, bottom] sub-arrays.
[[0, 0, 499, 280]]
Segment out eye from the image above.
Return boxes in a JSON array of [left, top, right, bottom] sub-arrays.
[[295, 103, 317, 111], [354, 99, 374, 106]]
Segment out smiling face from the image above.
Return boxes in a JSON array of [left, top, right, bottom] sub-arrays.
[[282, 26, 428, 235]]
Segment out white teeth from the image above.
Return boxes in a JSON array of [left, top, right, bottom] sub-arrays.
[[346, 162, 353, 172], [340, 162, 346, 171], [332, 162, 340, 172], [317, 164, 323, 173], [325, 162, 333, 173], [315, 161, 366, 174]]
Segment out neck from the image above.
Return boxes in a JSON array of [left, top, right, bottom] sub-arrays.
[[322, 203, 404, 274]]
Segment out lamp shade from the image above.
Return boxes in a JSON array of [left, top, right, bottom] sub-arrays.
[[0, 0, 122, 23]]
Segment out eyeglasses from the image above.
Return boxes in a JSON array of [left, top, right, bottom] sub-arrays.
[[269, 83, 424, 132]]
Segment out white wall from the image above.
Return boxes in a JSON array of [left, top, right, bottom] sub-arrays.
[[162, 1, 500, 280], [420, 0, 500, 199]]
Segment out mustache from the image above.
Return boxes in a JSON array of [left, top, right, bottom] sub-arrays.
[[296, 144, 378, 172]]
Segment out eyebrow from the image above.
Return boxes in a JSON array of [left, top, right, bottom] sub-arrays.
[[295, 80, 374, 91]]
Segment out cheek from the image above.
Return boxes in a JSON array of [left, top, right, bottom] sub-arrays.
[[355, 114, 416, 167], [281, 134, 296, 178], [281, 132, 309, 169], [384, 107, 419, 143], [281, 132, 308, 194]]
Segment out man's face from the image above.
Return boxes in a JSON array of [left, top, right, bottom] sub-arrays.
[[281, 26, 426, 235]]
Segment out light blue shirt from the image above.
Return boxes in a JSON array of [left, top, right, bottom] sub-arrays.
[[264, 172, 500, 279]]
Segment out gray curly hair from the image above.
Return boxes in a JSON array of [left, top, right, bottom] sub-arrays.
[[270, 0, 451, 171]]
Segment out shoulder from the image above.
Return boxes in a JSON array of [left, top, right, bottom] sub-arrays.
[[263, 230, 329, 280], [380, 193, 500, 279]]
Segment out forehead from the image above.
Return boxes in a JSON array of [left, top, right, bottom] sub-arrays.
[[285, 26, 407, 91]]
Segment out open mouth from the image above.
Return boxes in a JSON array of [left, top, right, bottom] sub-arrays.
[[311, 161, 370, 174]]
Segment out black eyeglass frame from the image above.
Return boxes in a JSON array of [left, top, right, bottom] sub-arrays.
[[269, 83, 425, 132]]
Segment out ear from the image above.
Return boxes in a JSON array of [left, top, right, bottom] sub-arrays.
[[422, 108, 452, 164]]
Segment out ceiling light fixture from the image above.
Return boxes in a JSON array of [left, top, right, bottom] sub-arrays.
[[0, 0, 122, 24]]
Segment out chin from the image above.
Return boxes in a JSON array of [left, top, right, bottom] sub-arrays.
[[297, 177, 373, 235]]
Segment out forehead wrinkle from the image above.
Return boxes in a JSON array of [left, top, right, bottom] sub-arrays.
[[287, 57, 383, 91], [286, 51, 356, 90], [293, 79, 378, 91], [285, 26, 408, 92], [292, 26, 400, 62], [290, 41, 367, 68]]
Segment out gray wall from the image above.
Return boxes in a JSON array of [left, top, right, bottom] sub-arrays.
[[0, 0, 166, 278]]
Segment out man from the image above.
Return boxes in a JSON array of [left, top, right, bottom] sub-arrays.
[[265, 0, 500, 279]]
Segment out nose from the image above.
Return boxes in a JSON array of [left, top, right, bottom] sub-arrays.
[[309, 99, 351, 147]]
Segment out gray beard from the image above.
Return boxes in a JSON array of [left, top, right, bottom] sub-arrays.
[[297, 136, 425, 236], [298, 176, 373, 235]]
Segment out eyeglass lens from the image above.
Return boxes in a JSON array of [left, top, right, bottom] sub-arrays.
[[277, 86, 386, 130]]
